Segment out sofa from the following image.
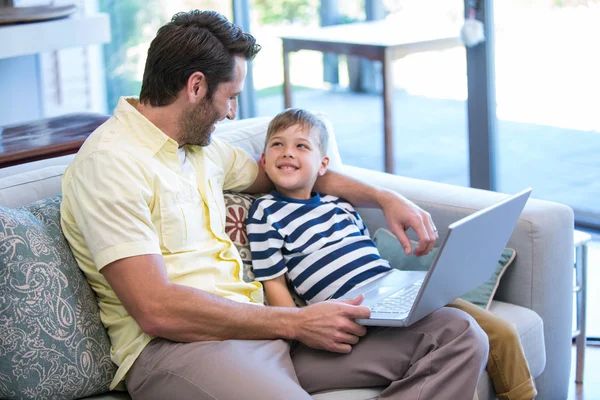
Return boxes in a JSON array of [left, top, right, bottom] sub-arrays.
[[0, 116, 574, 400]]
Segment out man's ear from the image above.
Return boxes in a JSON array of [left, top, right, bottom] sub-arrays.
[[318, 156, 330, 176], [187, 71, 208, 103]]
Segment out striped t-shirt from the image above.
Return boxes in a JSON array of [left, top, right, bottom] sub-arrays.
[[247, 191, 391, 304]]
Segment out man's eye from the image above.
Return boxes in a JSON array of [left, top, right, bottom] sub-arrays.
[[230, 96, 238, 100]]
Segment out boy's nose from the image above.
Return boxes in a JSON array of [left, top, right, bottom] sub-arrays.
[[282, 147, 295, 158]]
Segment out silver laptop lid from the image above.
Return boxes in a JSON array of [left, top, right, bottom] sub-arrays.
[[405, 188, 532, 326]]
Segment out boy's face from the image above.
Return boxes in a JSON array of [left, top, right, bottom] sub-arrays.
[[261, 124, 329, 199]]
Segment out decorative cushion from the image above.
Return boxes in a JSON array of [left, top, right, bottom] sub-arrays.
[[223, 191, 306, 306], [223, 191, 257, 283], [0, 195, 116, 400], [372, 228, 516, 310]]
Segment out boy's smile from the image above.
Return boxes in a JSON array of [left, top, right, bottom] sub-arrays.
[[261, 124, 329, 199]]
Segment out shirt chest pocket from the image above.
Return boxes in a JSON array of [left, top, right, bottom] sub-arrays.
[[159, 188, 208, 253], [208, 177, 226, 222]]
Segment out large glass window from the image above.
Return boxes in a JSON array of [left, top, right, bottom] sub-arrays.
[[99, 0, 233, 112], [252, 0, 469, 185], [494, 0, 600, 225], [492, 0, 600, 336]]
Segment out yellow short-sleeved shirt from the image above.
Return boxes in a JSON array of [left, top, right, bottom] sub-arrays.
[[60, 97, 264, 389]]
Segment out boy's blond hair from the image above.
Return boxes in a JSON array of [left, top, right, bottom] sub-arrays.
[[265, 109, 329, 156]]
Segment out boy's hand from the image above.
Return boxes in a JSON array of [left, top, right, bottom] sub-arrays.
[[293, 295, 370, 353], [378, 190, 438, 256]]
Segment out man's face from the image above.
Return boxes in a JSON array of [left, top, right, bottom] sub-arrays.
[[261, 124, 329, 199], [179, 56, 246, 146]]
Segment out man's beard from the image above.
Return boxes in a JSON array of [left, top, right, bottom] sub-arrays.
[[178, 97, 220, 147]]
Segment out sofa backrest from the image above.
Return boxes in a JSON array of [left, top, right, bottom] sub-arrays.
[[0, 154, 75, 180], [0, 115, 344, 208], [0, 165, 66, 208]]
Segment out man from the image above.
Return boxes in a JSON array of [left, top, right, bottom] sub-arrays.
[[61, 10, 488, 400]]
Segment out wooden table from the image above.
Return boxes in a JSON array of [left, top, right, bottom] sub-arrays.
[[0, 113, 108, 168], [280, 20, 462, 173]]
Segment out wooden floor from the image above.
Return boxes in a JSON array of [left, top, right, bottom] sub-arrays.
[[568, 343, 600, 400]]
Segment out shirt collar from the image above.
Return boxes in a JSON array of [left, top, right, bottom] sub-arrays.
[[113, 96, 180, 155], [270, 190, 321, 204]]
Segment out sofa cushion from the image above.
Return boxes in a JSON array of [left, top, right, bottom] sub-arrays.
[[489, 300, 546, 378], [0, 195, 116, 400]]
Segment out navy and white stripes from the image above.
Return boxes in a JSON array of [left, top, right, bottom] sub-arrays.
[[247, 191, 391, 304]]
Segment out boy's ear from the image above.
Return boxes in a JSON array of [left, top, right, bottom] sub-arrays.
[[318, 156, 330, 176], [259, 153, 267, 168]]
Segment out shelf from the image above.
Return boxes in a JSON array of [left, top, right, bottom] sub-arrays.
[[0, 13, 110, 59]]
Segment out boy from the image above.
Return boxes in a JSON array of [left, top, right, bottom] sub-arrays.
[[247, 108, 537, 400]]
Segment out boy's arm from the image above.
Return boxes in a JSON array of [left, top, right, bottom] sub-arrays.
[[263, 275, 297, 307]]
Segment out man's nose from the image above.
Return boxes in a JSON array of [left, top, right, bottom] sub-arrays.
[[226, 99, 238, 120]]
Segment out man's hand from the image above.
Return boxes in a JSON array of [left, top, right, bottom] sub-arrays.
[[311, 169, 438, 256], [294, 295, 370, 353], [378, 190, 439, 256]]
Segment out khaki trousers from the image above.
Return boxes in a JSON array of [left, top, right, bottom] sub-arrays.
[[126, 307, 488, 400], [448, 298, 537, 400]]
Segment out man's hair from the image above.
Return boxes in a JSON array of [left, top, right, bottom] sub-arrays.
[[139, 10, 261, 106], [265, 109, 329, 155]]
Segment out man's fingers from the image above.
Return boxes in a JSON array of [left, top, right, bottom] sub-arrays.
[[329, 297, 371, 320], [391, 225, 413, 255], [407, 215, 431, 256], [331, 343, 353, 354], [345, 321, 368, 337], [426, 214, 439, 251], [337, 294, 364, 306], [336, 332, 361, 346], [412, 213, 441, 256]]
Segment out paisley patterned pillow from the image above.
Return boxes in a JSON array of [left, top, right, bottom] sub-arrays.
[[223, 191, 257, 283], [0, 195, 116, 400], [223, 191, 306, 307]]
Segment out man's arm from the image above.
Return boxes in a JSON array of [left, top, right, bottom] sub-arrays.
[[235, 148, 436, 255], [101, 254, 369, 353], [313, 170, 438, 256], [263, 275, 297, 307]]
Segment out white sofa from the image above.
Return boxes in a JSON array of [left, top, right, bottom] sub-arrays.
[[0, 116, 574, 399]]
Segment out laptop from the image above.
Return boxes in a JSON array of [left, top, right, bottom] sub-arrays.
[[339, 188, 532, 327]]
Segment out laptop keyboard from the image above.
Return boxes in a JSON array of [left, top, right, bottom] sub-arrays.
[[370, 279, 424, 314]]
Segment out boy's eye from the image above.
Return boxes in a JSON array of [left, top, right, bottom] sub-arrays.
[[297, 144, 308, 149], [270, 142, 282, 147]]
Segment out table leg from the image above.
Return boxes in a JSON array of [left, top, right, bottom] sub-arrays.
[[382, 49, 394, 174], [575, 243, 587, 383], [283, 44, 292, 109]]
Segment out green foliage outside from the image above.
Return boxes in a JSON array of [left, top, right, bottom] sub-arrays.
[[252, 0, 313, 25], [99, 0, 166, 112]]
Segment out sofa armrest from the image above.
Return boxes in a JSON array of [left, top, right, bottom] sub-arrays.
[[345, 165, 574, 399]]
